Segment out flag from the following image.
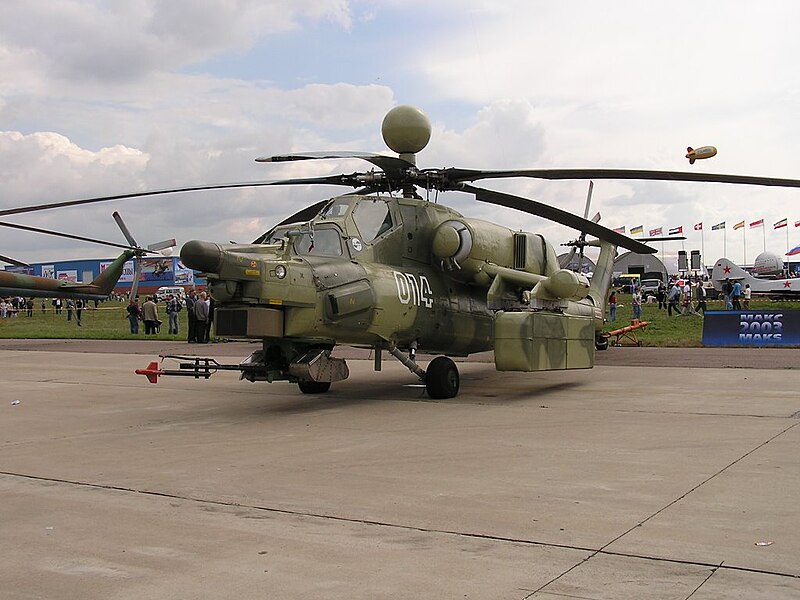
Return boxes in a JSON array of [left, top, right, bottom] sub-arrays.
[[732, 220, 745, 230], [630, 225, 643, 235], [774, 218, 787, 229], [750, 219, 764, 228], [668, 226, 683, 235], [649, 227, 662, 236], [795, 220, 800, 228], [612, 226, 625, 234], [787, 245, 800, 256], [694, 222, 703, 231], [711, 221, 725, 231]]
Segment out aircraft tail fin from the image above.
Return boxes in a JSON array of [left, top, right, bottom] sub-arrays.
[[85, 250, 137, 295], [587, 239, 616, 328], [711, 258, 750, 284]]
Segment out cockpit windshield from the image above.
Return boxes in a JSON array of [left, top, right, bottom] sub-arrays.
[[292, 228, 344, 257], [352, 199, 393, 242]]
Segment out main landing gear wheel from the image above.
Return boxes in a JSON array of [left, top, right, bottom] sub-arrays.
[[298, 380, 331, 394], [425, 356, 459, 399], [595, 335, 609, 351]]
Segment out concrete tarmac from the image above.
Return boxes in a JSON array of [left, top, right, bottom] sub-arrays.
[[1, 341, 799, 599]]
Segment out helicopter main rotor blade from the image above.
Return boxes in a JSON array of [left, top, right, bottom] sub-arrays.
[[0, 220, 145, 252], [0, 253, 30, 268], [0, 175, 361, 219], [256, 152, 412, 181], [444, 168, 800, 189], [462, 184, 655, 255]]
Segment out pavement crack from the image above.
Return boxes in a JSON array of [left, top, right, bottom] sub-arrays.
[[519, 421, 800, 597], [3, 470, 799, 586], [601, 420, 800, 550], [684, 564, 721, 599]]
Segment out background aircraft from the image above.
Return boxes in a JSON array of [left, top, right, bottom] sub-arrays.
[[711, 257, 800, 297]]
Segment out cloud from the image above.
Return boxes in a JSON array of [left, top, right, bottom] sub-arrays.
[[1, 0, 799, 269], [0, 1, 355, 83]]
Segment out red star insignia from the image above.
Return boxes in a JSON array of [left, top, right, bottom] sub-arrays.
[[723, 265, 731, 274], [784, 280, 792, 288]]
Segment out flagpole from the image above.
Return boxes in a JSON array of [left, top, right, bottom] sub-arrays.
[[723, 226, 727, 258], [701, 225, 705, 269], [743, 223, 747, 265], [762, 222, 765, 253]]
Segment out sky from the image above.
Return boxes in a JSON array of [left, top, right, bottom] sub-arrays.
[[1, 0, 799, 271]]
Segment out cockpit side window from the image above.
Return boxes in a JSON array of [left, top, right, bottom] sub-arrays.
[[353, 200, 393, 243], [293, 228, 343, 257], [320, 199, 351, 219]]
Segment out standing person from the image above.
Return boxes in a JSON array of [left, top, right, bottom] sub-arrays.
[[743, 284, 752, 309], [722, 278, 734, 310], [126, 299, 142, 334], [41, 299, 47, 314], [206, 296, 215, 343], [667, 281, 681, 316], [142, 296, 159, 334], [75, 298, 84, 326], [66, 299, 74, 321], [194, 291, 210, 343], [656, 282, 666, 310], [166, 293, 181, 335], [695, 281, 707, 314], [185, 289, 198, 343], [608, 289, 617, 322], [732, 280, 742, 310], [55, 298, 63, 315], [631, 288, 642, 320]]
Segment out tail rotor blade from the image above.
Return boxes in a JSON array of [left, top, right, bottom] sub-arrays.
[[582, 181, 593, 220], [130, 259, 142, 299], [147, 238, 177, 252], [113, 212, 138, 248]]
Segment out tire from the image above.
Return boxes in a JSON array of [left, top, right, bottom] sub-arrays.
[[298, 380, 331, 394], [425, 356, 460, 399], [595, 335, 609, 351]]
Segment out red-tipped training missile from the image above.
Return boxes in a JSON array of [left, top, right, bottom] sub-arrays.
[[135, 361, 163, 384], [686, 146, 717, 164]]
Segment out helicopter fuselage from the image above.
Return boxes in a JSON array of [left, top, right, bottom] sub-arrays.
[[180, 193, 599, 386]]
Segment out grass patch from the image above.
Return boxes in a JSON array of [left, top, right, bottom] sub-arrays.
[[0, 300, 189, 341], [2, 296, 799, 347], [607, 295, 800, 347]]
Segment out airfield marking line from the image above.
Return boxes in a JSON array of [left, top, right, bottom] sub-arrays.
[[522, 420, 800, 598], [2, 470, 799, 584]]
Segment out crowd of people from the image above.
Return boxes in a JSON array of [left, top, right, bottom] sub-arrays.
[[2, 288, 215, 343], [607, 275, 752, 322], [125, 289, 214, 342], [0, 296, 88, 324]]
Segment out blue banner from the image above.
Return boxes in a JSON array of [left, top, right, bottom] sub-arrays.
[[702, 310, 800, 346]]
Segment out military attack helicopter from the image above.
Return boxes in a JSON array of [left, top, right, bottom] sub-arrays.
[[4, 105, 800, 398]]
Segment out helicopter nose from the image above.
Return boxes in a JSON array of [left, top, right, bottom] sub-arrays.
[[180, 240, 223, 273]]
